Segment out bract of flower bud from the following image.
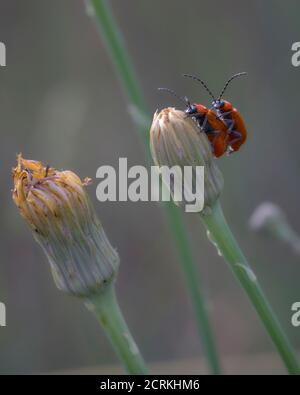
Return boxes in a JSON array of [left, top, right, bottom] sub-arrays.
[[150, 108, 223, 213], [12, 154, 119, 297]]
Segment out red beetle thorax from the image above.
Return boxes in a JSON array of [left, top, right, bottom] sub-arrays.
[[221, 100, 233, 112], [195, 103, 208, 114]]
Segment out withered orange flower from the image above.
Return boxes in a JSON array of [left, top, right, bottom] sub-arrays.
[[12, 154, 119, 296]]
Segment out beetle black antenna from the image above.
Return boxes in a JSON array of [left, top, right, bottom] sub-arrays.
[[182, 74, 216, 102], [158, 87, 191, 108], [218, 72, 247, 100]]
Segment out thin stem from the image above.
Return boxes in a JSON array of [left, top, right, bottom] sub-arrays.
[[86, 284, 148, 375], [165, 202, 221, 374], [88, 0, 221, 374], [89, 0, 148, 143], [267, 217, 300, 257], [201, 201, 300, 375]]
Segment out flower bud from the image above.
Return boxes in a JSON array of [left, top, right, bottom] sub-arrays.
[[12, 154, 119, 297], [150, 108, 223, 213]]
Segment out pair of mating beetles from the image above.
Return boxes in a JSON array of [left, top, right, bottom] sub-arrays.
[[159, 72, 248, 158]]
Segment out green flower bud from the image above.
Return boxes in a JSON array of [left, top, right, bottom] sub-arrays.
[[150, 108, 223, 213], [12, 154, 119, 297]]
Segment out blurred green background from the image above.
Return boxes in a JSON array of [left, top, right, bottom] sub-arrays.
[[0, 0, 300, 374]]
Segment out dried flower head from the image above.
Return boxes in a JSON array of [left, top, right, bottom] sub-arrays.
[[12, 154, 119, 297], [150, 108, 223, 213]]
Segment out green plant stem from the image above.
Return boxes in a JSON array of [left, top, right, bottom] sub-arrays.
[[165, 202, 221, 374], [268, 218, 300, 256], [86, 284, 148, 375], [201, 201, 300, 375], [88, 0, 221, 375], [89, 0, 148, 141]]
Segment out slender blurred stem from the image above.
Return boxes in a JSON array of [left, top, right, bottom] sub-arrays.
[[201, 201, 300, 375], [86, 284, 148, 375], [89, 0, 148, 142], [267, 218, 300, 257], [276, 226, 300, 254], [88, 0, 221, 374], [165, 202, 221, 374]]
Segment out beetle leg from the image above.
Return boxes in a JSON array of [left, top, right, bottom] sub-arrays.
[[195, 114, 209, 133], [223, 118, 235, 131], [221, 111, 232, 117], [229, 130, 242, 145], [215, 110, 231, 120], [226, 130, 242, 154], [200, 115, 209, 132], [186, 113, 207, 133], [226, 146, 235, 155], [207, 130, 219, 136]]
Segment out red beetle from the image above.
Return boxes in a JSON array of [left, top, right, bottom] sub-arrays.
[[183, 72, 248, 154], [158, 87, 229, 157]]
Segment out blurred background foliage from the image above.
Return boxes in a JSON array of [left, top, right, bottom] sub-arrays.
[[0, 0, 300, 374]]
